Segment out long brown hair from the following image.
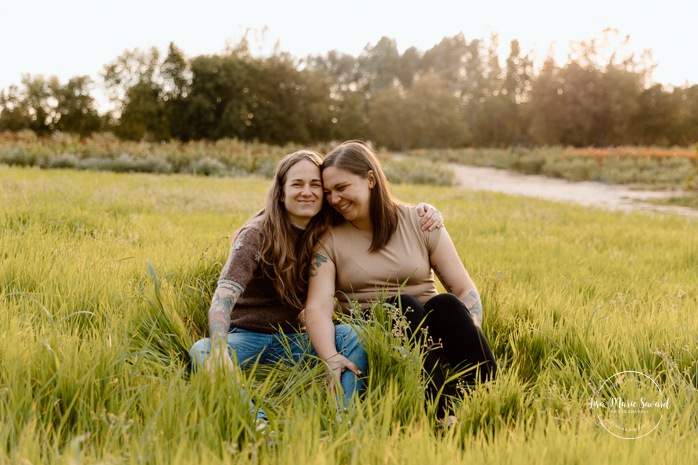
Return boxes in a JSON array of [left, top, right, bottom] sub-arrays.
[[235, 149, 330, 311], [322, 140, 399, 252]]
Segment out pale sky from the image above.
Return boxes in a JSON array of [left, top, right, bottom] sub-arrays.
[[2, 0, 696, 100]]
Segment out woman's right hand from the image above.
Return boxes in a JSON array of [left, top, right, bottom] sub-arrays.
[[416, 202, 444, 231], [324, 352, 362, 395]]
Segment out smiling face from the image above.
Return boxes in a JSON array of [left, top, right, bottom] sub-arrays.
[[322, 166, 375, 229], [281, 159, 323, 227]]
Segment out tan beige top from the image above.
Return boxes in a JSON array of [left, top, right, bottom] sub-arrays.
[[316, 204, 442, 311]]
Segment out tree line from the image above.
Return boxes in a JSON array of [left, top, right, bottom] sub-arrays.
[[1, 32, 697, 149]]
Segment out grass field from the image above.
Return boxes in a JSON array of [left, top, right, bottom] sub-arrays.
[[1, 166, 697, 464], [411, 146, 698, 190]]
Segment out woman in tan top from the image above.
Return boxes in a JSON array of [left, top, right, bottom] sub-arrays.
[[305, 140, 497, 423]]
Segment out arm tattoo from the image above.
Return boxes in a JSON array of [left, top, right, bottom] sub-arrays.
[[310, 252, 328, 277], [432, 265, 481, 324], [467, 289, 483, 327], [432, 265, 454, 293], [208, 281, 243, 344]]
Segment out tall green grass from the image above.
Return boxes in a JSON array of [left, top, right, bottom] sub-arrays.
[[1, 166, 696, 464]]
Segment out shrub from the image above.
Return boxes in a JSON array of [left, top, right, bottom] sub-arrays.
[[542, 157, 600, 182], [0, 146, 42, 167], [45, 153, 80, 169], [131, 155, 173, 174], [510, 156, 545, 175], [78, 153, 172, 174], [183, 157, 230, 177], [383, 158, 455, 186]]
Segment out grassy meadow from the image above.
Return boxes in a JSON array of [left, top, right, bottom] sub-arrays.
[[412, 145, 698, 190], [1, 166, 697, 464]]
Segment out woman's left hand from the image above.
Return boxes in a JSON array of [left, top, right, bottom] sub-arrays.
[[416, 202, 444, 231]]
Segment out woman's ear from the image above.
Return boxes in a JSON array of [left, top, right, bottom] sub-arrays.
[[367, 170, 376, 188]]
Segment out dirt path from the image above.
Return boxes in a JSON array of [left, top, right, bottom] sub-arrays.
[[446, 163, 698, 217]]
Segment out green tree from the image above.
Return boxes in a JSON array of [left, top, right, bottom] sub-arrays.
[[526, 56, 565, 145], [673, 85, 698, 145], [102, 47, 168, 140], [102, 47, 161, 114], [358, 37, 402, 95], [52, 76, 102, 136], [502, 39, 533, 145], [598, 63, 642, 145], [22, 74, 59, 135], [421, 34, 470, 88], [404, 73, 470, 148], [329, 90, 368, 141], [553, 61, 604, 146], [161, 43, 190, 99], [526, 54, 643, 146], [179, 51, 255, 140], [117, 81, 168, 141], [470, 35, 505, 146], [307, 51, 366, 140], [1, 75, 101, 136], [368, 73, 470, 150], [0, 84, 30, 132], [307, 50, 360, 95], [243, 53, 309, 144], [397, 46, 422, 89], [368, 86, 407, 149], [294, 68, 335, 143], [161, 43, 192, 140], [629, 84, 673, 145]]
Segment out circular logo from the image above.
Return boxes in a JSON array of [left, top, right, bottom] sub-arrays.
[[589, 371, 669, 439]]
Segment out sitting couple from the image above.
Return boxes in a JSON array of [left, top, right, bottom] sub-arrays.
[[190, 141, 497, 425]]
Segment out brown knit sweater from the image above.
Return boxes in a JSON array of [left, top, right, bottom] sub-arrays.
[[218, 222, 303, 334]]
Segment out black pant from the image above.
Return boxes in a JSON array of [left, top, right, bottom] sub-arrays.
[[387, 293, 497, 418]]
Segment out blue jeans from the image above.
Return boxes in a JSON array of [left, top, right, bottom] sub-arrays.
[[189, 324, 367, 408]]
